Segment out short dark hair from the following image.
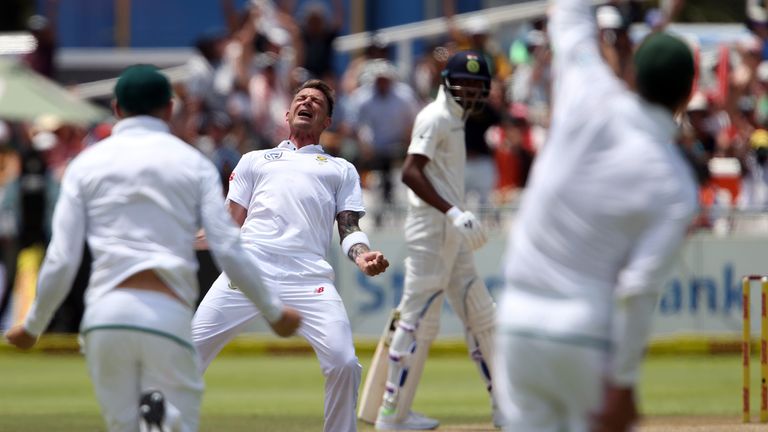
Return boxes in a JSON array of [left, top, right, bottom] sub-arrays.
[[633, 32, 695, 112], [296, 79, 335, 118]]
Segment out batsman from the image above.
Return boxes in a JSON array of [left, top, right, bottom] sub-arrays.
[[360, 50, 500, 430]]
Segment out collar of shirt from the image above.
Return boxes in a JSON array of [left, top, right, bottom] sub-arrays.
[[436, 84, 465, 119], [112, 116, 170, 135], [277, 140, 325, 154]]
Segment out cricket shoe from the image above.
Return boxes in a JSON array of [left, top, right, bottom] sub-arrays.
[[375, 407, 439, 430], [139, 390, 166, 432]]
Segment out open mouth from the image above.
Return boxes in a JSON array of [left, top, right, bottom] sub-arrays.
[[297, 109, 313, 120]]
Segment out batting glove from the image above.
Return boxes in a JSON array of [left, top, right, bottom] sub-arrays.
[[447, 206, 487, 250]]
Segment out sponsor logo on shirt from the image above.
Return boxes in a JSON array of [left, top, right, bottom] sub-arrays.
[[314, 286, 325, 294], [264, 151, 283, 161], [315, 155, 328, 164], [229, 172, 236, 181]]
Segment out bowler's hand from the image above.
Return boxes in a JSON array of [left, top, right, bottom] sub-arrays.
[[269, 307, 301, 338], [591, 384, 638, 432], [4, 325, 38, 350], [355, 251, 389, 276]]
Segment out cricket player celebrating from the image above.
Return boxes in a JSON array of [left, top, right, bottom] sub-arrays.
[[4, 65, 301, 432], [494, 0, 697, 431], [191, 79, 389, 432], [364, 51, 499, 430]]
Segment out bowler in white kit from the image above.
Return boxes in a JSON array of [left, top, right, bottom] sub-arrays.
[[494, 1, 698, 431], [191, 79, 389, 432]]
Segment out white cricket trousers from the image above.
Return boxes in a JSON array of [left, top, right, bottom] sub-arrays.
[[493, 290, 607, 432], [192, 273, 362, 432], [81, 288, 203, 432]]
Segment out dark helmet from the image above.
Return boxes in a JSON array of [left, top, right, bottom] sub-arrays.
[[441, 50, 492, 116]]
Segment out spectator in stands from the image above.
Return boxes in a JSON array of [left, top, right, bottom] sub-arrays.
[[340, 33, 392, 96], [596, 4, 633, 81], [197, 111, 241, 196], [413, 42, 451, 103], [488, 103, 536, 201], [683, 92, 718, 160], [248, 52, 292, 148], [344, 59, 420, 227], [739, 129, 768, 211], [0, 121, 20, 329], [444, 1, 512, 81], [182, 28, 230, 114], [509, 28, 551, 126], [23, 11, 57, 79], [464, 77, 503, 215], [295, 0, 344, 83], [754, 61, 768, 125]]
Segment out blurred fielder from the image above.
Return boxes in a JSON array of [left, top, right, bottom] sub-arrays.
[[494, 0, 697, 431], [191, 79, 389, 432], [361, 50, 499, 431], [4, 65, 300, 432]]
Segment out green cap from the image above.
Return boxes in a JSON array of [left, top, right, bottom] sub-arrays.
[[114, 64, 172, 115], [633, 32, 695, 110]]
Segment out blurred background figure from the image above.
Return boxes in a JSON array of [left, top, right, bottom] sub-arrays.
[[739, 128, 768, 211], [412, 42, 451, 104], [23, 11, 57, 79], [295, 0, 344, 83], [487, 103, 536, 205], [343, 59, 420, 227], [596, 4, 633, 80], [0, 121, 20, 330], [509, 28, 551, 128]]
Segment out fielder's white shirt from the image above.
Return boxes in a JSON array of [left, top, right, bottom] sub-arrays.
[[406, 85, 467, 209], [24, 116, 283, 335], [227, 140, 365, 289], [500, 0, 698, 341]]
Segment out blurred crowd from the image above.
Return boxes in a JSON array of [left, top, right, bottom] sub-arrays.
[[5, 0, 768, 325]]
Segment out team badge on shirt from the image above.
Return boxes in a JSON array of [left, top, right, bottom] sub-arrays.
[[314, 286, 325, 294], [315, 155, 329, 164], [264, 151, 283, 161]]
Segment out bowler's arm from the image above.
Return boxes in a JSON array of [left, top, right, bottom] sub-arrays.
[[337, 211, 389, 276]]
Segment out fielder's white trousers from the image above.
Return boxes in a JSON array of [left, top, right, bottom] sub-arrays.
[[493, 290, 607, 432], [81, 289, 203, 432], [192, 273, 362, 432]]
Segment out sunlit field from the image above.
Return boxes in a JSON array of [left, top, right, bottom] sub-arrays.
[[0, 347, 756, 431]]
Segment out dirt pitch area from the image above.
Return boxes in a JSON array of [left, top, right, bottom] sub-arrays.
[[405, 417, 762, 431]]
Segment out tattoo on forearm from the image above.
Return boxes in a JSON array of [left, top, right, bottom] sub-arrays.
[[337, 210, 370, 260], [348, 243, 371, 261], [337, 210, 361, 237]]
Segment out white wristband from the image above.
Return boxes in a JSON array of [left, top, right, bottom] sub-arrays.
[[446, 206, 463, 221], [341, 231, 370, 258]]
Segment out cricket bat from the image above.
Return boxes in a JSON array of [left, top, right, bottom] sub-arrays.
[[358, 308, 400, 424]]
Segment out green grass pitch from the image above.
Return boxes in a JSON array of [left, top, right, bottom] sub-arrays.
[[0, 350, 750, 431]]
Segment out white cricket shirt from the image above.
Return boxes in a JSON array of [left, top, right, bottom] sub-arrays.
[[500, 0, 698, 341], [24, 116, 283, 336], [406, 85, 467, 209], [227, 140, 365, 287]]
